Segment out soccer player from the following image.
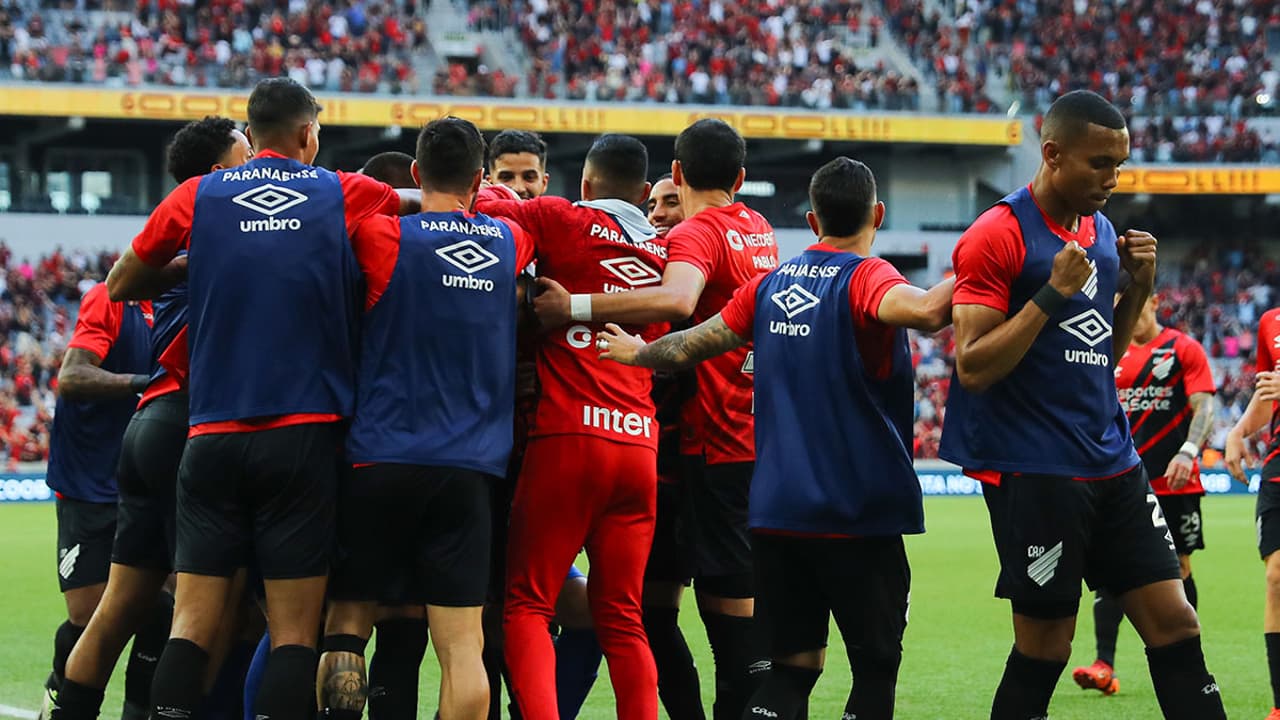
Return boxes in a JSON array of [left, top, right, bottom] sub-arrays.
[[475, 134, 665, 720], [490, 130, 550, 200], [483, 129, 603, 720], [1226, 307, 1280, 720], [598, 155, 953, 719], [352, 148, 433, 720], [640, 174, 704, 720], [1074, 292, 1217, 696], [646, 174, 682, 238], [534, 119, 779, 720], [51, 116, 252, 720], [317, 116, 533, 720], [105, 77, 416, 720], [40, 282, 154, 720], [939, 89, 1225, 719]]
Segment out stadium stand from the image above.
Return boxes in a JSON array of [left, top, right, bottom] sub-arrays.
[[0, 0, 427, 93]]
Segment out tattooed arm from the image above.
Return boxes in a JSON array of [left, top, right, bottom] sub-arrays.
[[1163, 391, 1216, 491], [595, 315, 747, 370]]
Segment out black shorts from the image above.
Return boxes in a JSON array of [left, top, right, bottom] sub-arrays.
[[983, 465, 1182, 619], [330, 464, 493, 607], [753, 533, 910, 662], [1155, 492, 1204, 556], [684, 456, 753, 598], [112, 393, 188, 571], [644, 480, 694, 585], [487, 472, 517, 604], [175, 422, 341, 579], [55, 496, 116, 592], [1256, 457, 1280, 559]]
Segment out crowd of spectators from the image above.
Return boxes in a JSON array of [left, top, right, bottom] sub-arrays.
[[884, 0, 1280, 161], [467, 0, 921, 108], [0, 244, 117, 469], [0, 0, 427, 93]]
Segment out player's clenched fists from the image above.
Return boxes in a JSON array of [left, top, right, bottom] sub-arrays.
[[1047, 240, 1093, 297], [1118, 229, 1158, 288]]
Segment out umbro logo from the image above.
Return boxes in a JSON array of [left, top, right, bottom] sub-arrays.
[[770, 284, 820, 319], [436, 240, 500, 275], [1081, 259, 1099, 299], [1059, 308, 1113, 348], [600, 257, 662, 287], [231, 184, 308, 216]]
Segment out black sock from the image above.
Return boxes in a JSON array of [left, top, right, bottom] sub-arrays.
[[1183, 575, 1198, 611], [482, 606, 506, 720], [990, 648, 1065, 720], [51, 621, 85, 690], [150, 638, 209, 720], [1146, 635, 1225, 719], [1093, 591, 1123, 668], [740, 664, 819, 720], [124, 593, 171, 719], [202, 638, 257, 720], [368, 619, 427, 720], [48, 678, 104, 720], [255, 644, 318, 720], [701, 611, 768, 720], [1268, 633, 1280, 709], [643, 606, 705, 720], [847, 649, 902, 719]]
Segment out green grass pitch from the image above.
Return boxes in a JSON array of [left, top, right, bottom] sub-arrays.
[[0, 497, 1269, 719]]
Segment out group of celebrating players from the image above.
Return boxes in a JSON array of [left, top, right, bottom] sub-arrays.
[[29, 76, 1280, 720]]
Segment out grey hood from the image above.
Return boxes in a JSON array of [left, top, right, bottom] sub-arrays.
[[575, 198, 658, 243]]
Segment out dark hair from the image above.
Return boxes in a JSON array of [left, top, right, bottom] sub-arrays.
[[246, 78, 322, 140], [809, 157, 877, 237], [490, 129, 547, 169], [1041, 90, 1126, 144], [166, 116, 238, 183], [584, 134, 648, 199], [360, 151, 416, 187], [674, 119, 745, 192], [416, 117, 486, 194]]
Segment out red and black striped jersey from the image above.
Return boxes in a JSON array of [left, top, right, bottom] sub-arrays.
[[1114, 327, 1215, 495], [1257, 308, 1280, 466]]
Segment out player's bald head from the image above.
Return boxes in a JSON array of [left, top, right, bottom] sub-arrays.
[[1041, 90, 1126, 146]]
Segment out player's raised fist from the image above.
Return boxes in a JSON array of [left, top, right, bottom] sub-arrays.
[[1118, 229, 1158, 288], [1048, 240, 1093, 297]]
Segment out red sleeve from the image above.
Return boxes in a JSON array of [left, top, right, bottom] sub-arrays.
[[719, 273, 764, 339], [475, 193, 567, 251], [666, 222, 720, 281], [951, 205, 1025, 314], [497, 218, 535, 272], [131, 178, 198, 266], [1259, 312, 1278, 374], [848, 257, 909, 325], [339, 171, 401, 238], [1176, 335, 1215, 395], [67, 284, 122, 361], [349, 214, 402, 311]]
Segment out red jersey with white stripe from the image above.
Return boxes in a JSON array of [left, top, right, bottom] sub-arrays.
[[1114, 327, 1215, 495], [668, 202, 778, 464], [477, 187, 667, 450], [1258, 308, 1280, 467]]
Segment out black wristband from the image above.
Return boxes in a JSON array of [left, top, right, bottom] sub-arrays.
[[130, 374, 150, 393], [1031, 284, 1068, 316]]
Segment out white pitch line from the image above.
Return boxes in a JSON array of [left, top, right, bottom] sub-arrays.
[[0, 704, 38, 720]]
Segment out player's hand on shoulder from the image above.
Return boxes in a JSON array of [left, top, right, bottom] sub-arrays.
[[1118, 229, 1158, 287], [1048, 240, 1092, 297], [532, 276, 572, 328], [595, 323, 645, 366]]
